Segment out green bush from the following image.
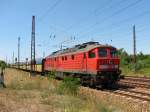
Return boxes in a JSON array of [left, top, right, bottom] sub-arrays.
[[57, 77, 80, 95], [118, 49, 150, 75], [0, 60, 6, 72], [47, 71, 55, 80]]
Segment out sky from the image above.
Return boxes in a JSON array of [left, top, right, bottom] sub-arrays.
[[0, 0, 150, 63]]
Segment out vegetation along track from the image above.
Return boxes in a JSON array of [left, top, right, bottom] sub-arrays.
[[11, 68, 150, 103]]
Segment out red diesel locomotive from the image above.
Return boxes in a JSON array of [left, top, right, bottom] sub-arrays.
[[42, 42, 121, 88]]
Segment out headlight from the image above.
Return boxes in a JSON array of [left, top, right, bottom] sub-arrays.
[[100, 65, 109, 69], [114, 65, 118, 68], [100, 65, 119, 69]]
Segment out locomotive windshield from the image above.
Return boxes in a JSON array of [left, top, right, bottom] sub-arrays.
[[110, 49, 118, 57], [98, 48, 107, 57]]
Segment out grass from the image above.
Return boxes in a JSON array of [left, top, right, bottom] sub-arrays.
[[121, 66, 150, 77], [137, 68, 150, 76], [55, 77, 80, 95], [0, 68, 118, 112]]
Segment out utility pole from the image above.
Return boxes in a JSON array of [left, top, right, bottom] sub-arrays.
[[26, 58, 28, 70], [15, 57, 17, 64], [12, 52, 14, 64], [31, 16, 36, 75], [133, 25, 136, 71], [60, 44, 63, 50], [5, 56, 7, 65], [18, 37, 20, 69]]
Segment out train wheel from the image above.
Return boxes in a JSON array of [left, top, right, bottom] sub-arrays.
[[89, 78, 95, 88], [111, 81, 119, 89], [80, 77, 84, 86], [80, 77, 87, 87]]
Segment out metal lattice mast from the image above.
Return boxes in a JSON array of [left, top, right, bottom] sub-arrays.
[[31, 16, 35, 74], [18, 37, 20, 68]]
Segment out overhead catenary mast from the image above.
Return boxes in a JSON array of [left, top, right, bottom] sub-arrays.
[[12, 51, 14, 64], [133, 25, 136, 71], [31, 16, 36, 75], [18, 37, 20, 68]]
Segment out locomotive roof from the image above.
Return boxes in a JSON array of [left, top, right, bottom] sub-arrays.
[[46, 41, 115, 58]]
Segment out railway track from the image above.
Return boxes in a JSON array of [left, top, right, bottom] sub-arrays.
[[112, 89, 150, 102], [81, 86, 150, 103], [11, 67, 42, 74], [124, 76, 150, 83], [119, 80, 150, 89], [119, 75, 150, 89], [80, 87, 150, 112], [87, 86, 150, 102], [125, 75, 150, 79]]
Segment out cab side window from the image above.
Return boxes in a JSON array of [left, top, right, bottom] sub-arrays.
[[99, 48, 107, 57], [88, 51, 95, 58], [71, 55, 74, 60]]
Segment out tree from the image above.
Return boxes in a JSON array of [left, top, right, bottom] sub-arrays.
[[118, 48, 132, 66], [0, 60, 7, 72]]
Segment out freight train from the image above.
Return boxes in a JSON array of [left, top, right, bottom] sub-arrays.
[[13, 42, 122, 88]]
